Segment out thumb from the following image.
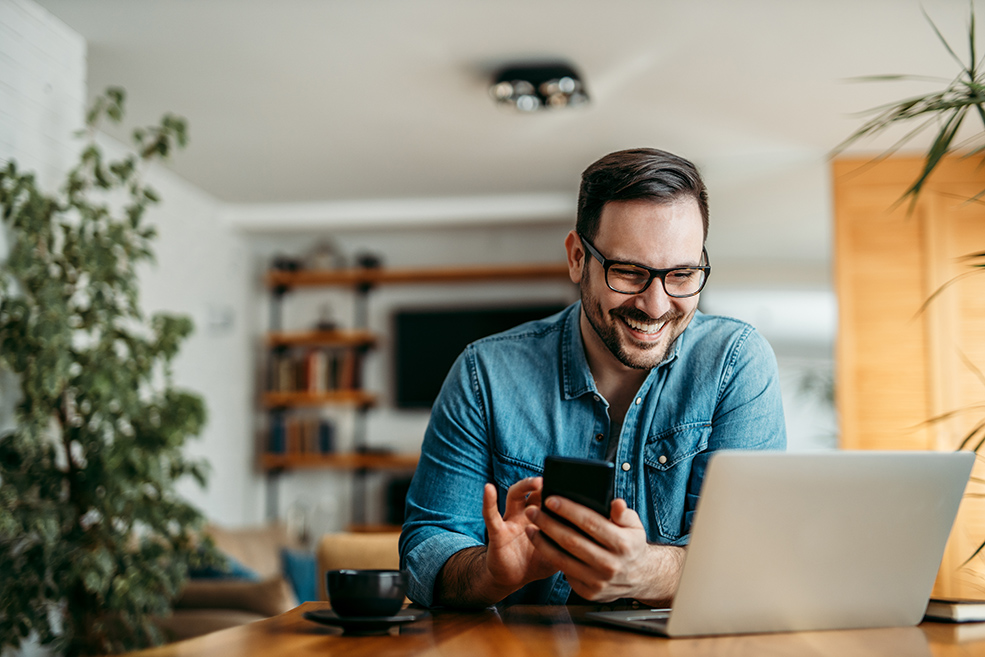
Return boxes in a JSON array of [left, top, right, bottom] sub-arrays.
[[482, 483, 504, 533], [610, 498, 643, 528]]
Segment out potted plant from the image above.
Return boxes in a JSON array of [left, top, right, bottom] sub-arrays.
[[835, 6, 985, 576], [835, 6, 985, 207], [0, 88, 215, 656]]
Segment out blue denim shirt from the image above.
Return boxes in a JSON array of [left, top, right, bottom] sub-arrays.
[[400, 302, 786, 607]]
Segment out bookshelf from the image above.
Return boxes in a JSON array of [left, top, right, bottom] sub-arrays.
[[261, 261, 572, 526]]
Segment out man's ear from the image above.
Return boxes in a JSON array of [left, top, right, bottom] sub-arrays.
[[564, 231, 585, 285]]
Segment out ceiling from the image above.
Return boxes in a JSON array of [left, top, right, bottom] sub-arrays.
[[32, 0, 980, 208]]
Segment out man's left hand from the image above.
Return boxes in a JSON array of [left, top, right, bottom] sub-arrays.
[[523, 496, 684, 604]]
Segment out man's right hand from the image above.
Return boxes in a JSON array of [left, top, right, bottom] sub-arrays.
[[482, 478, 559, 591], [435, 477, 558, 607]]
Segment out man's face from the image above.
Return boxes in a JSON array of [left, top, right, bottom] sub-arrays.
[[573, 198, 705, 371]]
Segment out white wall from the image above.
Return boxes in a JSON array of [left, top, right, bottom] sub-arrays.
[[120, 148, 259, 526], [701, 288, 837, 451], [0, 0, 85, 438], [0, 0, 258, 527], [0, 4, 81, 654], [0, 0, 85, 190]]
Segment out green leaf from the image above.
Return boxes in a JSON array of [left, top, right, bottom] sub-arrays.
[[922, 5, 966, 72], [904, 105, 969, 202]]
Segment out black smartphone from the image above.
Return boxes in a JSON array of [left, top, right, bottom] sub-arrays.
[[541, 456, 615, 520]]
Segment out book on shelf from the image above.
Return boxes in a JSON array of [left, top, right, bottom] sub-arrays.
[[318, 421, 334, 453], [305, 349, 326, 393], [268, 347, 355, 394], [268, 416, 286, 454], [925, 598, 985, 623], [267, 416, 335, 455], [337, 349, 356, 390]]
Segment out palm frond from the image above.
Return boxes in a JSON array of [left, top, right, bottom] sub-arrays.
[[962, 540, 985, 566], [913, 268, 982, 317], [918, 402, 985, 426], [904, 105, 969, 203], [923, 5, 968, 72], [960, 348, 985, 391], [844, 74, 953, 84], [969, 423, 985, 452]]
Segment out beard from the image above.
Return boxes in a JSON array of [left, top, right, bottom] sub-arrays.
[[580, 268, 690, 370]]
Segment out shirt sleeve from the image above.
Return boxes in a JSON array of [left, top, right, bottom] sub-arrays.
[[398, 346, 493, 607], [683, 326, 787, 532]]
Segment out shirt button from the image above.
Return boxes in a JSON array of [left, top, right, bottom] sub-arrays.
[[593, 395, 600, 402], [658, 455, 668, 464], [635, 397, 642, 405], [595, 433, 604, 442], [621, 462, 631, 471]]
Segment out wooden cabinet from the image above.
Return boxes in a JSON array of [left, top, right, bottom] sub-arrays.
[[833, 155, 985, 597], [261, 261, 572, 527]]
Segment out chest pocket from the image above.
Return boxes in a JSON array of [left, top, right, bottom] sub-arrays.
[[643, 423, 711, 541]]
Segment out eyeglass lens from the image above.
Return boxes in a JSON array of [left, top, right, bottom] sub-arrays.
[[607, 263, 706, 297]]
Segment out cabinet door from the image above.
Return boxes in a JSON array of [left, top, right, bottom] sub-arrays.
[[833, 155, 985, 597], [834, 158, 934, 450]]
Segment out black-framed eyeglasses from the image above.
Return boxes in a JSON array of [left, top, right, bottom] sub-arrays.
[[579, 233, 710, 298]]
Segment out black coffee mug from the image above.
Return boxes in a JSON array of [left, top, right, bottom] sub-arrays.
[[326, 569, 408, 617]]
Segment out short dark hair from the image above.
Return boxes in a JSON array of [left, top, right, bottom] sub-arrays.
[[576, 148, 709, 242]]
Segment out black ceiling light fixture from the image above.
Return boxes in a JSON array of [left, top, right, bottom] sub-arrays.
[[490, 61, 589, 112]]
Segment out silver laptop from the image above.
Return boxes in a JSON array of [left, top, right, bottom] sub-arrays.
[[587, 450, 973, 637]]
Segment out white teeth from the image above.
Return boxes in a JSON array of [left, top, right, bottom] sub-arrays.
[[623, 317, 665, 334]]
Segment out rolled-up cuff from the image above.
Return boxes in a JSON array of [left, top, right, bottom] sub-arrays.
[[404, 532, 484, 608]]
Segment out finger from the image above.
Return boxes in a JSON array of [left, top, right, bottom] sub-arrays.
[[482, 483, 503, 534], [610, 498, 644, 529], [526, 523, 606, 590], [503, 477, 543, 516], [524, 523, 581, 570], [529, 502, 610, 566], [538, 496, 646, 566], [524, 487, 543, 508], [544, 496, 612, 544]]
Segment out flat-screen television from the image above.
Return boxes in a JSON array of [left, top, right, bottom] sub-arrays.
[[393, 302, 568, 409]]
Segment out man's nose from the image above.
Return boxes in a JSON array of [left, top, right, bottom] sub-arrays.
[[633, 277, 673, 318]]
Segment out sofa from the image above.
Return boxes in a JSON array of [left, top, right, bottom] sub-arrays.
[[157, 524, 300, 642]]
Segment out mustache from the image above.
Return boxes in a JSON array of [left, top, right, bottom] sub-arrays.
[[610, 307, 683, 324]]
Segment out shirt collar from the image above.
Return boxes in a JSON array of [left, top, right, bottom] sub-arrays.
[[562, 302, 596, 400]]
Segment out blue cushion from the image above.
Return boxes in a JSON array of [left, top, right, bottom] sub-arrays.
[[281, 548, 318, 603], [190, 551, 261, 581]]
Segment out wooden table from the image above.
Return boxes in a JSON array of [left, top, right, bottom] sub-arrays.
[[128, 603, 985, 657]]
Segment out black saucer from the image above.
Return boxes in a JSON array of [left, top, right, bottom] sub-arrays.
[[302, 608, 429, 635]]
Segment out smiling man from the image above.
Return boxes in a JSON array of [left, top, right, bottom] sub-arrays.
[[399, 148, 786, 608]]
